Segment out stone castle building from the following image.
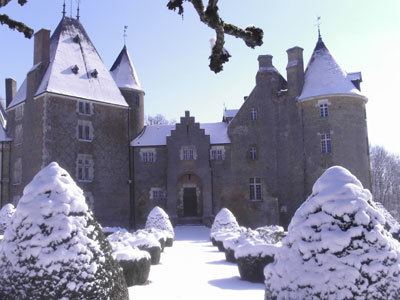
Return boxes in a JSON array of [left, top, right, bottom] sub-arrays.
[[0, 16, 370, 229]]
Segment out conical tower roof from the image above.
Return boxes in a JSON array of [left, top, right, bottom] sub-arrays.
[[298, 36, 366, 101], [110, 45, 143, 92], [9, 17, 128, 108]]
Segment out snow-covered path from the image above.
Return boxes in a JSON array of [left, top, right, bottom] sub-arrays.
[[129, 225, 264, 300]]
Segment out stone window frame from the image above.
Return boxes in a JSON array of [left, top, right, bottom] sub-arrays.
[[249, 145, 258, 160], [77, 100, 93, 116], [320, 103, 329, 118], [12, 157, 22, 185], [15, 104, 24, 121], [250, 107, 258, 121], [320, 132, 332, 154], [180, 145, 197, 161], [76, 154, 94, 182], [249, 177, 262, 201], [140, 148, 156, 164], [150, 187, 167, 200], [77, 120, 93, 142], [210, 146, 225, 161]]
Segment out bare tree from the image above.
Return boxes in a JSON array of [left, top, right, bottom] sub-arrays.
[[0, 0, 33, 38], [370, 145, 400, 219], [1, 1, 263, 73], [145, 114, 176, 126]]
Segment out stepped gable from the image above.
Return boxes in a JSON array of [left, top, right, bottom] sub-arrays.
[[110, 45, 143, 92], [131, 121, 230, 147], [8, 17, 128, 108], [298, 36, 366, 101]]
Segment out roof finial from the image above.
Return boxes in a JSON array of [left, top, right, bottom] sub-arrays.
[[123, 26, 128, 46], [62, 0, 66, 18], [76, 0, 80, 20], [317, 16, 322, 40]]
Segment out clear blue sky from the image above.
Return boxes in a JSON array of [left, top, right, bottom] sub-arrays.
[[0, 0, 399, 153]]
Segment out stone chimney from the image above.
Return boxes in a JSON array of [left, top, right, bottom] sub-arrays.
[[286, 46, 304, 98], [5, 78, 16, 108], [27, 28, 51, 100], [33, 29, 50, 65], [256, 55, 277, 87]]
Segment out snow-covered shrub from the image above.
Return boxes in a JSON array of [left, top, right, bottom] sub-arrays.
[[232, 228, 279, 282], [256, 225, 285, 244], [146, 227, 168, 251], [145, 206, 174, 246], [0, 162, 128, 300], [103, 226, 128, 237], [210, 208, 240, 243], [110, 242, 151, 286], [108, 230, 162, 265], [265, 166, 400, 300], [0, 203, 15, 234]]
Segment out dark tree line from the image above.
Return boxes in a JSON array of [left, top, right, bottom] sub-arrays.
[[1, 0, 264, 73]]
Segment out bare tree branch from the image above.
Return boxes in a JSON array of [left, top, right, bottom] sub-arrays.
[[1, 0, 33, 38], [0, 14, 33, 38], [167, 0, 263, 73]]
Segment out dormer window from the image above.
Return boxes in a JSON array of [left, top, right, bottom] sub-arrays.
[[72, 65, 79, 74], [73, 35, 80, 43], [91, 69, 98, 78]]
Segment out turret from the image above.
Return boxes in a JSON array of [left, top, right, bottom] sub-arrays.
[[298, 35, 370, 193], [110, 46, 144, 140]]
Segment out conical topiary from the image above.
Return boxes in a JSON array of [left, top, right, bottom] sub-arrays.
[[264, 166, 400, 300], [145, 206, 174, 246], [0, 162, 129, 300], [210, 208, 239, 237]]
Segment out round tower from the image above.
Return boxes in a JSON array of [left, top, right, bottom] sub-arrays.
[[298, 36, 370, 195], [110, 46, 144, 139]]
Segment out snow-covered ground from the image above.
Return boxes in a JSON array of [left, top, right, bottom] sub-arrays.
[[129, 225, 264, 300]]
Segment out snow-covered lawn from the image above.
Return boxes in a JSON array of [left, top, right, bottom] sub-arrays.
[[129, 225, 264, 300]]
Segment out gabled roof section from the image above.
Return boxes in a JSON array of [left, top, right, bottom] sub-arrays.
[[33, 17, 127, 107], [298, 36, 366, 101], [110, 46, 143, 92], [131, 122, 230, 147]]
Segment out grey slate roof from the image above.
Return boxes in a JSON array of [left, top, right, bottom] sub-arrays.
[[110, 46, 143, 92], [298, 37, 366, 101], [8, 17, 128, 109]]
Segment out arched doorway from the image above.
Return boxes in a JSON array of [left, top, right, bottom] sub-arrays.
[[177, 173, 203, 218]]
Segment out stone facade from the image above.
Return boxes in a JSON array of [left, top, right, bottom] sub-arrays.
[[0, 16, 371, 230]]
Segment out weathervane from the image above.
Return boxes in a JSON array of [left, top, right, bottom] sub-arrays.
[[124, 26, 128, 45]]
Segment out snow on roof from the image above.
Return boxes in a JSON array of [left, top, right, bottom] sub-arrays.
[[298, 37, 366, 101], [223, 109, 238, 118], [10, 17, 128, 108], [131, 122, 231, 147], [110, 46, 143, 92]]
